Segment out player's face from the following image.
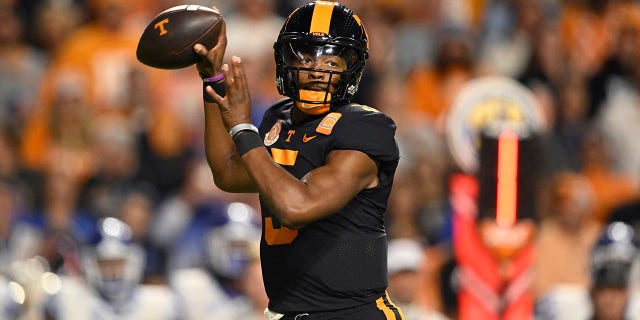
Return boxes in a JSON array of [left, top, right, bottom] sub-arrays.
[[98, 258, 125, 281], [591, 286, 628, 320], [292, 54, 346, 92], [285, 43, 352, 93]]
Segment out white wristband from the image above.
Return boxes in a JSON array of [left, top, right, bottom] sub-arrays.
[[229, 123, 259, 139]]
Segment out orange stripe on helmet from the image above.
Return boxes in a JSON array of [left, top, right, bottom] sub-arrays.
[[310, 1, 336, 34], [353, 15, 369, 50]]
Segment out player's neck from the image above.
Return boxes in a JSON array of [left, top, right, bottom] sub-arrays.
[[291, 105, 327, 124]]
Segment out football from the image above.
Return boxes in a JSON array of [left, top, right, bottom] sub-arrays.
[[136, 5, 224, 69]]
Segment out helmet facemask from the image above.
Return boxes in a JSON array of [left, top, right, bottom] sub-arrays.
[[275, 38, 364, 114], [82, 218, 145, 309]]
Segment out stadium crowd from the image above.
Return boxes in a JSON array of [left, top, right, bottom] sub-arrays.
[[2, 0, 640, 319]]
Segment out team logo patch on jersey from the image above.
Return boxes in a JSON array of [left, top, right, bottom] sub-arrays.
[[316, 112, 342, 135], [264, 121, 283, 146], [302, 133, 317, 142]]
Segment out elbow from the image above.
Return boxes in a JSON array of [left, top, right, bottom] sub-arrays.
[[209, 168, 243, 193], [278, 217, 306, 230], [274, 203, 311, 230]]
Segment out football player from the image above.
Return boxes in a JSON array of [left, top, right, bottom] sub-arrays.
[[194, 1, 403, 319], [589, 221, 639, 320], [44, 217, 179, 320], [169, 201, 266, 320]]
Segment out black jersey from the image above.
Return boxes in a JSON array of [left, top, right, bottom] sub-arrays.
[[257, 99, 400, 313]]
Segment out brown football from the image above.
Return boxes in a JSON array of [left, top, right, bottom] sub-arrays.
[[136, 5, 223, 69]]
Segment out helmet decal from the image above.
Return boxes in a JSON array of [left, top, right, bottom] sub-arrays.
[[309, 1, 336, 34]]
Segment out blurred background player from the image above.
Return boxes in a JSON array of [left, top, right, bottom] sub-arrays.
[[589, 221, 639, 320], [387, 238, 449, 320], [43, 217, 178, 320], [169, 202, 266, 320]]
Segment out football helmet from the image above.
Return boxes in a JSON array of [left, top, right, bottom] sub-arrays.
[[81, 217, 145, 307], [590, 221, 639, 288], [206, 202, 260, 279], [274, 1, 369, 113]]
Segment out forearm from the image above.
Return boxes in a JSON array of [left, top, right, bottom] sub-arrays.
[[239, 145, 313, 228], [203, 102, 256, 192]]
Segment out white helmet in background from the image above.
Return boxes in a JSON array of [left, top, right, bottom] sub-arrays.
[[206, 202, 260, 279], [81, 217, 145, 308]]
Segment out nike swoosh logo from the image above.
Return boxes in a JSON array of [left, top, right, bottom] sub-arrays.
[[302, 134, 317, 143]]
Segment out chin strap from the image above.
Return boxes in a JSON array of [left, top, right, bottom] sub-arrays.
[[295, 89, 331, 115]]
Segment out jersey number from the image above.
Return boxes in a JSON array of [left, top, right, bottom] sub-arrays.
[[264, 217, 298, 245]]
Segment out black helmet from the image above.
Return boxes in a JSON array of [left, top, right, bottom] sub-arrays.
[[274, 1, 369, 109], [590, 221, 639, 288]]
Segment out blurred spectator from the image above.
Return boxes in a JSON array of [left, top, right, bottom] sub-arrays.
[[27, 0, 85, 56], [225, 0, 282, 63], [554, 72, 591, 171], [169, 202, 262, 320], [478, 0, 545, 78], [0, 124, 42, 214], [0, 6, 47, 136], [116, 185, 166, 284], [150, 159, 244, 271], [389, 0, 440, 77], [224, 0, 284, 124], [557, 0, 620, 77], [0, 179, 42, 275], [593, 17, 640, 188], [517, 20, 565, 91], [405, 24, 476, 132], [19, 0, 161, 174], [587, 2, 640, 119], [35, 169, 95, 275], [533, 172, 602, 308], [77, 116, 142, 219], [528, 82, 573, 179], [387, 238, 449, 320], [230, 247, 269, 320], [579, 125, 639, 226], [389, 129, 450, 244], [43, 217, 179, 319]]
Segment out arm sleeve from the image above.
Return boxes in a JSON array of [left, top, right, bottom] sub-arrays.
[[333, 111, 399, 163]]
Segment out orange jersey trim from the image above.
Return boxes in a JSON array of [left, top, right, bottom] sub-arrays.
[[270, 148, 298, 166]]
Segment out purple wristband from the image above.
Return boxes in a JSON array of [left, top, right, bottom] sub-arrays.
[[203, 73, 224, 83]]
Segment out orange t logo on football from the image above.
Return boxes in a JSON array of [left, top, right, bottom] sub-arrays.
[[154, 18, 170, 35]]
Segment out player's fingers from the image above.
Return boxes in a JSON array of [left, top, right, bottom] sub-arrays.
[[216, 22, 227, 48], [193, 44, 208, 57], [222, 63, 233, 86], [230, 56, 248, 94], [204, 85, 229, 111]]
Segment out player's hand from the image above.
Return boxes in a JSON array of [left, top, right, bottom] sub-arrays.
[[206, 56, 253, 129], [194, 20, 227, 77]]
